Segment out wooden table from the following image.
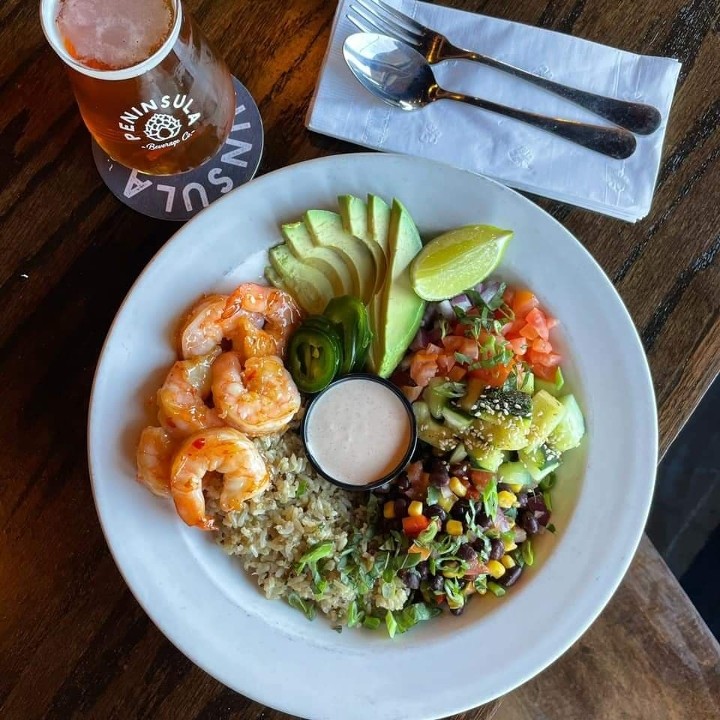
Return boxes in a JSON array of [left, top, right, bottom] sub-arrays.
[[1, 0, 718, 718]]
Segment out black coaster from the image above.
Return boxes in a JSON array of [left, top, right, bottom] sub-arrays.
[[92, 76, 263, 221]]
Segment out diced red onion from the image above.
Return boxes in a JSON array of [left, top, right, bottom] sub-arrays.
[[479, 280, 502, 304], [451, 294, 472, 311], [513, 527, 528, 544], [410, 329, 428, 351], [422, 304, 436, 327], [427, 326, 442, 345], [436, 299, 455, 319]]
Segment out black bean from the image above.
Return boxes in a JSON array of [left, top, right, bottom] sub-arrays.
[[429, 462, 450, 488], [430, 574, 445, 592], [416, 561, 429, 580], [501, 565, 523, 587], [373, 483, 391, 496], [394, 498, 409, 517], [519, 510, 539, 535], [526, 494, 547, 513], [450, 606, 465, 616], [457, 544, 477, 563], [516, 492, 528, 508], [400, 570, 420, 590], [395, 474, 410, 492], [450, 498, 471, 520], [426, 505, 447, 523], [475, 510, 492, 529], [489, 539, 504, 561], [471, 537, 488, 553], [383, 517, 402, 532]]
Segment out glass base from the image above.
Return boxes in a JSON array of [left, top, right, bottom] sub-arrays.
[[92, 76, 263, 222]]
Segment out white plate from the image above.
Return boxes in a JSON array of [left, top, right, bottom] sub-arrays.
[[88, 153, 657, 720]]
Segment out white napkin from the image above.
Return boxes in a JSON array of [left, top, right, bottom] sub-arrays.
[[306, 0, 681, 222]]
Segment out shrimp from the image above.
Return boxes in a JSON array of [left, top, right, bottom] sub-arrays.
[[177, 294, 265, 359], [136, 426, 177, 497], [171, 427, 269, 529], [212, 352, 301, 436], [157, 351, 223, 435], [222, 283, 302, 362], [177, 294, 229, 358]]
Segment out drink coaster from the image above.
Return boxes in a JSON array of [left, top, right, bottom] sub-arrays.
[[92, 76, 263, 221]]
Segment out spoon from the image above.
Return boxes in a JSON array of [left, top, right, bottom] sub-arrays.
[[343, 33, 637, 160]]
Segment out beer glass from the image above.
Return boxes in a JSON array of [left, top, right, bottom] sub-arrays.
[[40, 0, 236, 175]]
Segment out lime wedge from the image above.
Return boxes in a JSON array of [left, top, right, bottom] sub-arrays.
[[410, 225, 513, 301]]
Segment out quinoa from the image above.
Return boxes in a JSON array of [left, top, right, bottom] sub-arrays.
[[206, 429, 409, 623]]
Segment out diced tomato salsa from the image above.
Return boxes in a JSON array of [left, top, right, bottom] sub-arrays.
[[400, 284, 561, 392]]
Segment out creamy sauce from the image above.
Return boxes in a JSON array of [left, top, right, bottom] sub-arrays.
[[305, 378, 412, 487]]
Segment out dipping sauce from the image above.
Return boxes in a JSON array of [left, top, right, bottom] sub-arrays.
[[304, 376, 415, 488]]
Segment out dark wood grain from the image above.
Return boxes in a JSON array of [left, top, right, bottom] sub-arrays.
[[1, 0, 718, 719]]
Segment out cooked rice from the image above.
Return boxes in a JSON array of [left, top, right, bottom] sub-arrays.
[[206, 428, 409, 623]]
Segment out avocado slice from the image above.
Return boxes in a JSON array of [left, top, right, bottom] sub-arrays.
[[268, 244, 334, 314], [304, 210, 377, 304], [338, 195, 387, 295], [282, 221, 353, 297], [376, 200, 426, 378], [366, 195, 392, 372], [368, 194, 391, 259], [264, 265, 287, 292]]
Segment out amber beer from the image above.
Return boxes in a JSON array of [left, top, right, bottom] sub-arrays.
[[41, 0, 236, 175]]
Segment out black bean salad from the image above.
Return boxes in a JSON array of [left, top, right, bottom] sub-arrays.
[[368, 455, 555, 629]]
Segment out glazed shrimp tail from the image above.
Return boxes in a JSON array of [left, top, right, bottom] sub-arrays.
[[212, 352, 301, 437], [136, 426, 176, 497], [171, 427, 270, 529]]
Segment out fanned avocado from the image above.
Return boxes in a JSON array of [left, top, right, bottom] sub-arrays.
[[377, 199, 426, 378], [338, 194, 387, 295], [282, 221, 353, 296], [268, 244, 334, 314], [304, 209, 377, 303]]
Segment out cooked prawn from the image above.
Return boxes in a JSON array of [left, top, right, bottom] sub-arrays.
[[177, 294, 265, 359], [136, 426, 176, 497], [212, 352, 301, 436], [157, 351, 223, 435], [171, 427, 269, 529], [222, 283, 302, 362]]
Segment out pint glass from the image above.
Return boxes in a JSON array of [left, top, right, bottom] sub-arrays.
[[40, 0, 236, 175]]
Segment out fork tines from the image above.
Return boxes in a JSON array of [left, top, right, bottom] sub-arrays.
[[348, 0, 427, 50]]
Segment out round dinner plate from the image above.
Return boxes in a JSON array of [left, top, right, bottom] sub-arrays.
[[88, 153, 657, 720]]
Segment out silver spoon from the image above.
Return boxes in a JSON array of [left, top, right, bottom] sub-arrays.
[[343, 33, 637, 160]]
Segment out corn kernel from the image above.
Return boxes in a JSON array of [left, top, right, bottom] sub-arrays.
[[487, 559, 506, 579], [501, 554, 516, 569], [449, 477, 467, 497], [446, 519, 464, 536], [497, 490, 517, 509], [502, 539, 518, 552], [408, 500, 423, 517], [438, 495, 456, 512], [507, 483, 524, 494], [383, 501, 395, 519]]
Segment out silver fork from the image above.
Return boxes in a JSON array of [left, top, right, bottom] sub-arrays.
[[347, 0, 661, 135]]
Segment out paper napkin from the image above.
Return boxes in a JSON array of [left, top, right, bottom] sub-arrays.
[[306, 0, 682, 221]]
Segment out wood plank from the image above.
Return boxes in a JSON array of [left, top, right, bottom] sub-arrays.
[[0, 0, 718, 718]]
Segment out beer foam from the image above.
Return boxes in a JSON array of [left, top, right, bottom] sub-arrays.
[[56, 0, 174, 71]]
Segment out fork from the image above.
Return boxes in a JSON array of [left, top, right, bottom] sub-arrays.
[[347, 0, 661, 135]]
